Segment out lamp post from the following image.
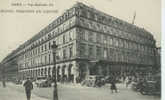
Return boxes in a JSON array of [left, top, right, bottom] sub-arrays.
[[51, 41, 58, 100]]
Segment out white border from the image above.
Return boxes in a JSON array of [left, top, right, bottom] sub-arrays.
[[162, 0, 164, 100]]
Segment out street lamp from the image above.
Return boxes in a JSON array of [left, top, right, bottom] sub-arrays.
[[51, 41, 58, 100]]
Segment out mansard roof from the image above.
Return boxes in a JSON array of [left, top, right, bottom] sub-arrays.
[[1, 2, 156, 64]]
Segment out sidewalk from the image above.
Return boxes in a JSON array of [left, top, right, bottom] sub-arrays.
[[0, 84, 49, 100]]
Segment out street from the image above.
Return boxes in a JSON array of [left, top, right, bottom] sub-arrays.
[[0, 82, 160, 100], [0, 82, 48, 100]]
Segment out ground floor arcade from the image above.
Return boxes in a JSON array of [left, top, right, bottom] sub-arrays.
[[18, 60, 153, 83]]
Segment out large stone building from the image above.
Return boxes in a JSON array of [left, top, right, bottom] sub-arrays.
[[1, 3, 157, 83]]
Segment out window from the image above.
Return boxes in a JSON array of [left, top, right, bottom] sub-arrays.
[[109, 37, 113, 45], [31, 60, 33, 66], [103, 35, 107, 44], [116, 39, 119, 47], [34, 49, 36, 55], [88, 21, 92, 29], [41, 45, 44, 52], [63, 34, 66, 44], [63, 49, 66, 59], [87, 11, 90, 19], [69, 31, 73, 41], [125, 41, 128, 48], [35, 48, 37, 55], [79, 43, 86, 57], [45, 44, 47, 51], [52, 31, 55, 36], [135, 43, 138, 50], [69, 19, 74, 27], [69, 46, 73, 58], [100, 25, 104, 32], [85, 20, 89, 28], [88, 32, 94, 42], [103, 26, 108, 33], [130, 42, 133, 49], [80, 9, 87, 17], [33, 59, 35, 66], [48, 42, 51, 50], [60, 26, 63, 33], [45, 55, 47, 64], [41, 38, 44, 43], [91, 12, 95, 19], [56, 49, 60, 60], [96, 23, 100, 31], [79, 29, 85, 40], [69, 8, 75, 16], [79, 18, 85, 26], [57, 27, 60, 33], [120, 39, 123, 48], [96, 46, 101, 58], [41, 69, 43, 76], [113, 38, 116, 46], [94, 14, 98, 21], [96, 33, 101, 43], [38, 47, 40, 53], [31, 50, 33, 56], [88, 45, 94, 58], [48, 54, 51, 64], [48, 33, 51, 39], [97, 15, 102, 22]]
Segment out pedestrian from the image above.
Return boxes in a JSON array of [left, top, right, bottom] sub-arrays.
[[2, 80, 6, 88], [2, 76, 6, 88], [23, 78, 33, 100], [126, 76, 132, 88], [122, 75, 126, 83], [110, 77, 118, 93]]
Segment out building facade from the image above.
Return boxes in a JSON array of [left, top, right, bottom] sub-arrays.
[[1, 3, 156, 83]]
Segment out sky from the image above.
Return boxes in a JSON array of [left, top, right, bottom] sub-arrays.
[[0, 0, 161, 62]]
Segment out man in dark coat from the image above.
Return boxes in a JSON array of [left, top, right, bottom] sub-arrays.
[[2, 77, 6, 88], [110, 76, 118, 93], [23, 78, 33, 100]]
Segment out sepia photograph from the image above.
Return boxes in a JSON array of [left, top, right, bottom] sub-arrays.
[[0, 0, 162, 100]]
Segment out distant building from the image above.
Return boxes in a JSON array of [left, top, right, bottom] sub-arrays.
[[1, 2, 157, 83], [155, 47, 161, 71], [0, 53, 18, 80]]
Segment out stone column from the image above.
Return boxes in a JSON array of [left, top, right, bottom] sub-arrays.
[[73, 62, 80, 83], [50, 67, 53, 77], [86, 63, 90, 77], [65, 65, 69, 78]]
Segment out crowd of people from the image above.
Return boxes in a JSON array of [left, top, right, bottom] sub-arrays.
[[107, 71, 161, 94]]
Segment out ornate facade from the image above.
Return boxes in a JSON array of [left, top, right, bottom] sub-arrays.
[[1, 3, 156, 83]]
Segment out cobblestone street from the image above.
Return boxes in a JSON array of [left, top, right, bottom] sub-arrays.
[[0, 82, 48, 100], [0, 82, 160, 100]]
